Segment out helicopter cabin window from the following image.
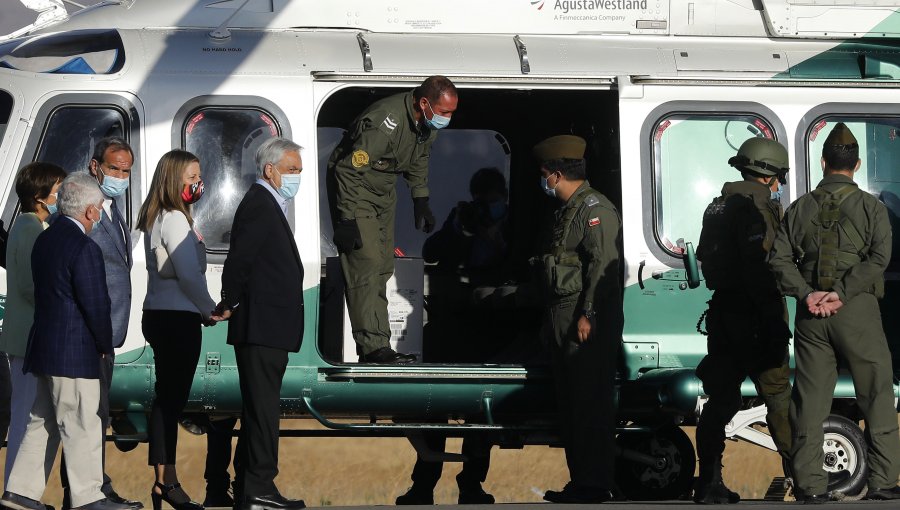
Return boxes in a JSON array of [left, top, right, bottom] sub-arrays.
[[181, 107, 281, 253], [0, 90, 11, 144], [0, 30, 124, 75], [652, 114, 778, 257], [35, 107, 127, 174]]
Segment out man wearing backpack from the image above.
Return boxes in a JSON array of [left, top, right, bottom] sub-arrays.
[[694, 137, 793, 504], [769, 123, 900, 502]]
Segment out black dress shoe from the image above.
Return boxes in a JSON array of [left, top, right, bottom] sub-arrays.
[[543, 483, 612, 504], [865, 486, 900, 500], [0, 492, 54, 510], [73, 499, 134, 510], [240, 494, 304, 510], [360, 347, 416, 364], [102, 492, 142, 510]]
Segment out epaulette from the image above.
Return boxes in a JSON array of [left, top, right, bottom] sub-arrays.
[[584, 194, 599, 207]]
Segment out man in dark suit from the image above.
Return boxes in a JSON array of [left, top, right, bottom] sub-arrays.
[[1, 173, 130, 510], [59, 137, 141, 510], [216, 137, 305, 510]]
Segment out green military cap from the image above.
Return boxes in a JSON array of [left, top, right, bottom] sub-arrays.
[[533, 135, 586, 162], [824, 122, 858, 147]]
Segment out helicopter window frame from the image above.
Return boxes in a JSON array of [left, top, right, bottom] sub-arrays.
[[639, 101, 787, 268], [172, 96, 292, 262]]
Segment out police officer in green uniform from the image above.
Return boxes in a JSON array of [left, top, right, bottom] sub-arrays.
[[693, 138, 793, 504], [769, 123, 900, 502], [533, 135, 622, 504], [327, 76, 459, 364]]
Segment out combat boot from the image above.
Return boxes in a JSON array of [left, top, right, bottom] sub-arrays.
[[693, 458, 740, 504]]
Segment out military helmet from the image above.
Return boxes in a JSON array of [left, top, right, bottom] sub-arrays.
[[728, 137, 789, 177]]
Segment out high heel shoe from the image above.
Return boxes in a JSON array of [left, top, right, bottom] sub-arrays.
[[151, 482, 204, 510]]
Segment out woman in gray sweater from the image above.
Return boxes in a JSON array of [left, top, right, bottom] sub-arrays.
[[136, 150, 217, 510], [0, 162, 67, 484]]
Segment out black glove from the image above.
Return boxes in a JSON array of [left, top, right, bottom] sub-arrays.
[[413, 197, 436, 233], [333, 219, 363, 253]]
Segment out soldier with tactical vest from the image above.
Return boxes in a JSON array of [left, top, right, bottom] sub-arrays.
[[533, 135, 622, 504], [694, 138, 793, 504], [769, 123, 900, 502], [327, 76, 459, 364]]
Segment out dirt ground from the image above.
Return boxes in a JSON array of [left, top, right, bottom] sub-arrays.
[[0, 422, 789, 507]]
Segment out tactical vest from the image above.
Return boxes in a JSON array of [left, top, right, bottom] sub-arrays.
[[802, 185, 883, 296], [696, 194, 734, 290], [541, 189, 591, 299]]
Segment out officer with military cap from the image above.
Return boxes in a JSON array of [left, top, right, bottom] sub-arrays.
[[694, 137, 793, 504], [769, 122, 900, 502], [533, 135, 622, 504], [326, 76, 458, 364]]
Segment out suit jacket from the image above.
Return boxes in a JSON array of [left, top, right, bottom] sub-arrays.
[[25, 218, 114, 378], [88, 197, 132, 348], [221, 183, 304, 352]]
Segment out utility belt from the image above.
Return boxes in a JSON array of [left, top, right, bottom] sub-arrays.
[[800, 268, 884, 298]]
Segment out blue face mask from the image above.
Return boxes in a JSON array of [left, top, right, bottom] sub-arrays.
[[424, 100, 451, 130], [98, 167, 129, 198], [91, 205, 102, 230], [771, 182, 784, 202], [39, 193, 58, 215], [487, 201, 507, 220], [541, 175, 557, 198], [277, 172, 301, 199]]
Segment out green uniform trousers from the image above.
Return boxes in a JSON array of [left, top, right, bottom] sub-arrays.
[[545, 298, 619, 490], [339, 201, 396, 356], [791, 292, 900, 494], [696, 294, 792, 470]]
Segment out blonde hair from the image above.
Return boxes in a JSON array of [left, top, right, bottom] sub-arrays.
[[137, 149, 199, 232]]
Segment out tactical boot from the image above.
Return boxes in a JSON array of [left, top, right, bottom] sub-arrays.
[[395, 486, 433, 505], [693, 459, 740, 504]]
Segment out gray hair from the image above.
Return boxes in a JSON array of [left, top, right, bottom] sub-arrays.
[[255, 137, 302, 178], [58, 172, 103, 218]]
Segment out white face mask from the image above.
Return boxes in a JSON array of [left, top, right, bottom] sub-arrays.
[[541, 174, 557, 198]]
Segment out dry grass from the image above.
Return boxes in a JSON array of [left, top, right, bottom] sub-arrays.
[[0, 421, 796, 507]]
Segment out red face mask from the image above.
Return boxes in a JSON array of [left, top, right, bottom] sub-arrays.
[[181, 180, 204, 204]]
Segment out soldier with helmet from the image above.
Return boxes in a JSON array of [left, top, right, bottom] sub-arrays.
[[769, 123, 900, 502], [694, 137, 793, 504], [533, 135, 622, 504]]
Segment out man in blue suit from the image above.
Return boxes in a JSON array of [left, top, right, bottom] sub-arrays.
[[1, 173, 131, 510], [59, 137, 141, 510]]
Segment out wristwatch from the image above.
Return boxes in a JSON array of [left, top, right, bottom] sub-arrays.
[[582, 309, 595, 319]]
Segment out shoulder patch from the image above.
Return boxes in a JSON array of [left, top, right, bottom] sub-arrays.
[[351, 149, 370, 168], [584, 194, 600, 207], [588, 217, 601, 227]]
